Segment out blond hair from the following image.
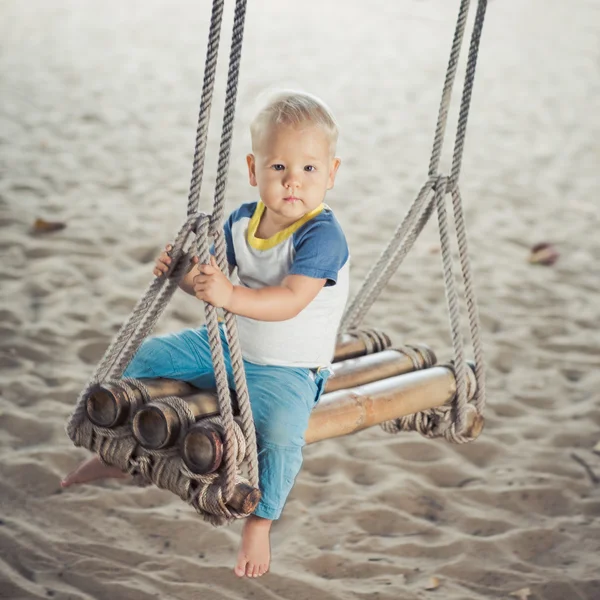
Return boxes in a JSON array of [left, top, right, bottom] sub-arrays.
[[250, 90, 339, 154]]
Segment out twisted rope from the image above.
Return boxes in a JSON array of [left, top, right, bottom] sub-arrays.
[[342, 0, 489, 439], [451, 187, 486, 413], [434, 176, 469, 434], [187, 0, 225, 217], [195, 217, 239, 505], [428, 0, 471, 177], [204, 0, 259, 489], [67, 0, 255, 523], [340, 176, 436, 332], [450, 0, 489, 188], [65, 217, 196, 443]]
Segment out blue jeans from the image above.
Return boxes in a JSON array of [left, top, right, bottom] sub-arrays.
[[124, 324, 328, 520]]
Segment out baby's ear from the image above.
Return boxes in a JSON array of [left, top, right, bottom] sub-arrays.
[[246, 154, 258, 187], [327, 157, 342, 189]]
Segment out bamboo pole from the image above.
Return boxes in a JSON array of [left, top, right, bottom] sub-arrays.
[[181, 422, 225, 474], [131, 391, 230, 449], [327, 345, 435, 392], [333, 328, 392, 362], [225, 482, 261, 514], [304, 364, 482, 444], [86, 379, 197, 428]]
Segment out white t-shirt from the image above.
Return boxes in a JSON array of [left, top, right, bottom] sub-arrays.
[[221, 201, 350, 368]]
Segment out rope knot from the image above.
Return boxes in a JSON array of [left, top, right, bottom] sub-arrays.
[[193, 212, 211, 237]]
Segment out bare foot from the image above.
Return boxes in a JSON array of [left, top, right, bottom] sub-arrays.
[[61, 455, 129, 488], [234, 515, 272, 577]]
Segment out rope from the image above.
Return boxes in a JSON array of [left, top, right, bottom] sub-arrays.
[[204, 0, 259, 491], [66, 217, 196, 442], [195, 217, 238, 504], [187, 0, 226, 217], [341, 0, 489, 439], [434, 176, 469, 434], [450, 187, 486, 412], [339, 177, 436, 332], [66, 0, 255, 523], [450, 0, 489, 188], [428, 0, 471, 177]]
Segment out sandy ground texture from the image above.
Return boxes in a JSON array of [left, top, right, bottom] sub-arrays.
[[1, 0, 600, 598]]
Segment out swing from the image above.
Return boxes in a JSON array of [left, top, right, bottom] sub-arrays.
[[66, 0, 489, 526]]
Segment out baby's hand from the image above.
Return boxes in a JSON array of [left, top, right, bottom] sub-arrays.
[[154, 244, 173, 277], [193, 256, 234, 308]]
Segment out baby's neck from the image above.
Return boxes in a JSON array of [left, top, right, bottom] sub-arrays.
[[255, 208, 302, 239]]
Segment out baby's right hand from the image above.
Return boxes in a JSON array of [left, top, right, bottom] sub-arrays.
[[154, 244, 173, 277]]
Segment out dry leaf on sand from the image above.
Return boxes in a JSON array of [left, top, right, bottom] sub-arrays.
[[528, 242, 559, 266], [424, 576, 441, 590], [32, 218, 66, 234]]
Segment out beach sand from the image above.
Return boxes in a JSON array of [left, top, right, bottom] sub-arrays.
[[1, 0, 599, 598]]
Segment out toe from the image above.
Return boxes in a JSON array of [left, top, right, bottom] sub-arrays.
[[60, 473, 74, 488], [245, 562, 255, 577], [234, 559, 248, 578]]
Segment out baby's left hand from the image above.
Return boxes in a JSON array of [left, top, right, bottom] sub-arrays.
[[193, 256, 234, 308]]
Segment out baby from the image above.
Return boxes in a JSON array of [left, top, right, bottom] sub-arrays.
[[62, 90, 350, 578]]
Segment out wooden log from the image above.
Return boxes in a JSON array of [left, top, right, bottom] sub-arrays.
[[333, 329, 392, 362], [326, 345, 436, 393], [226, 482, 261, 514], [86, 378, 197, 428], [131, 391, 233, 449], [304, 364, 480, 444], [181, 421, 225, 474]]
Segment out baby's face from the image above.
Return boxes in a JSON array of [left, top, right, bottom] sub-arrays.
[[247, 123, 340, 223]]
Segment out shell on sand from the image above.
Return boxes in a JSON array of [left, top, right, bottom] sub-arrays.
[[1, 1, 600, 599]]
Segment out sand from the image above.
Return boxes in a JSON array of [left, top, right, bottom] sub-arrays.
[[1, 0, 600, 598]]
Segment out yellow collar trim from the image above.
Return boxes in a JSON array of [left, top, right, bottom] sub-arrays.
[[247, 202, 325, 251]]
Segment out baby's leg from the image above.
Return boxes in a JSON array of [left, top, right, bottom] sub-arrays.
[[61, 455, 128, 488], [234, 364, 326, 578], [62, 325, 233, 487], [123, 325, 232, 388]]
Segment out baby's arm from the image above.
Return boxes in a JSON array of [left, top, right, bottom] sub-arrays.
[[192, 259, 325, 321], [225, 275, 326, 321]]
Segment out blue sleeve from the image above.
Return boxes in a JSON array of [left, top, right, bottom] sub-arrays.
[[289, 214, 349, 286], [210, 211, 237, 267]]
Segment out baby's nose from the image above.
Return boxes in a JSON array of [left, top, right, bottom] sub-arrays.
[[283, 172, 300, 188]]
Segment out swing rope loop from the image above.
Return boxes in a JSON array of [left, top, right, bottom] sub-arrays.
[[341, 0, 489, 438]]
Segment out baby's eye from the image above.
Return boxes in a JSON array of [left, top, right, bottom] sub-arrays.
[[304, 165, 316, 172], [271, 164, 285, 171]]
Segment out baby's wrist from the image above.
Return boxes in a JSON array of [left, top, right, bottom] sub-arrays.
[[223, 283, 237, 312]]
